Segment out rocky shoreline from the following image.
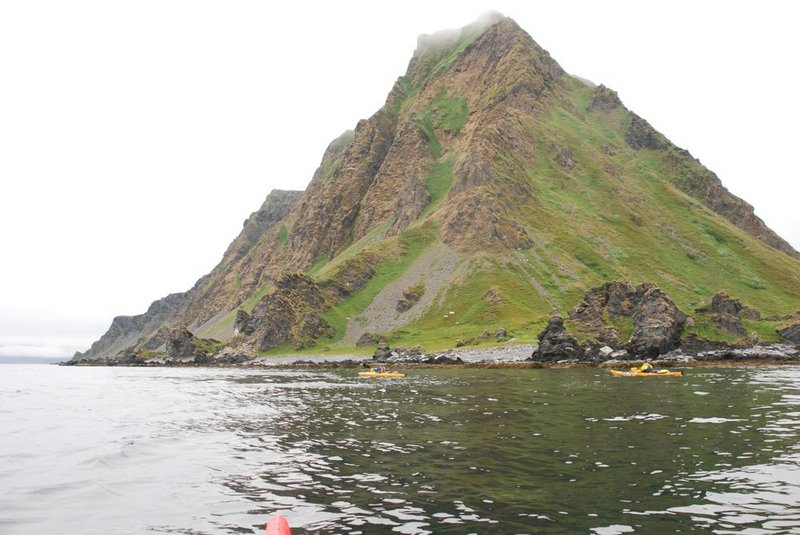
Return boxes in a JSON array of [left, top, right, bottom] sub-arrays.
[[63, 341, 800, 370], [66, 282, 800, 370]]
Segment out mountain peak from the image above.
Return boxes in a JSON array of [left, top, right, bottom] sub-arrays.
[[76, 15, 800, 362], [414, 12, 507, 54]]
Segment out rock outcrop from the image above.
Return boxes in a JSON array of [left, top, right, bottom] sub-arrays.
[[164, 326, 222, 364], [695, 292, 760, 337], [627, 286, 687, 356], [72, 292, 187, 362], [235, 272, 335, 351], [588, 84, 622, 111], [529, 315, 584, 361], [569, 281, 687, 356], [625, 114, 669, 151], [778, 313, 800, 343]]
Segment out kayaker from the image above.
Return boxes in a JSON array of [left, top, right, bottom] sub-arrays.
[[374, 366, 387, 373], [640, 362, 654, 373]]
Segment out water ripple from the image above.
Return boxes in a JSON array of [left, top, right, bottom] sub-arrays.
[[3, 366, 800, 533]]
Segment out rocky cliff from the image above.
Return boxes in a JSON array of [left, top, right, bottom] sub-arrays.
[[76, 13, 800, 362]]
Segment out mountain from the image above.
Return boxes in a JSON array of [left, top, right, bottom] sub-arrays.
[[74, 13, 800, 363]]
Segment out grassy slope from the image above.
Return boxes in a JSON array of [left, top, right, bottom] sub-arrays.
[[296, 74, 799, 353], [233, 28, 799, 356]]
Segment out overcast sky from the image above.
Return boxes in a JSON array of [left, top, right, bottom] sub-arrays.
[[1, 0, 798, 359]]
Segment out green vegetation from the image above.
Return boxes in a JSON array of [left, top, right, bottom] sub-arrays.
[[242, 283, 274, 313], [418, 92, 468, 157], [387, 76, 419, 118], [307, 252, 332, 276], [607, 315, 634, 343], [278, 225, 289, 246], [422, 158, 454, 217], [194, 337, 225, 355], [381, 257, 552, 350], [321, 222, 438, 338], [313, 222, 390, 280], [303, 71, 800, 352]]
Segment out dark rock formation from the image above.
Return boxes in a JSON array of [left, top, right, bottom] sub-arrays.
[[237, 272, 335, 351], [696, 292, 757, 337], [72, 292, 187, 361], [233, 190, 304, 261], [625, 114, 668, 150], [588, 84, 622, 112], [324, 252, 381, 300], [711, 292, 743, 316], [778, 314, 800, 343], [234, 309, 253, 336], [529, 315, 584, 361], [165, 326, 197, 358], [373, 341, 392, 360], [396, 285, 424, 312], [164, 326, 217, 361], [570, 280, 638, 346], [628, 286, 687, 356], [569, 281, 686, 356], [141, 326, 170, 351]]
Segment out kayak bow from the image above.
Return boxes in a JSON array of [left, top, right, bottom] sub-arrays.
[[265, 514, 291, 535]]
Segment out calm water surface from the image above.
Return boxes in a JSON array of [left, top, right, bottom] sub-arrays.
[[2, 364, 800, 534]]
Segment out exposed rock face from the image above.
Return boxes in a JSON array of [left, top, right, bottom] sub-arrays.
[[396, 285, 424, 312], [141, 326, 170, 351], [72, 292, 187, 361], [236, 273, 335, 351], [176, 189, 305, 328], [628, 286, 687, 356], [551, 144, 577, 170], [165, 326, 200, 358], [569, 280, 638, 346], [778, 313, 800, 343], [711, 292, 743, 316], [570, 281, 687, 356], [164, 326, 221, 364], [708, 292, 747, 336], [323, 252, 381, 300], [529, 315, 584, 361], [373, 341, 392, 360], [439, 191, 532, 251], [625, 114, 669, 151], [233, 309, 252, 336], [695, 292, 759, 337], [662, 149, 799, 258], [588, 84, 622, 111]]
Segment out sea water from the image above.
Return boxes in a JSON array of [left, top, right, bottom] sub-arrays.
[[2, 364, 800, 534]]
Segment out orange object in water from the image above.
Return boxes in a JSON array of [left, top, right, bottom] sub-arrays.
[[265, 514, 292, 535]]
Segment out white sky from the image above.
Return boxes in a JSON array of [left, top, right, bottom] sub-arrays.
[[1, 0, 798, 359]]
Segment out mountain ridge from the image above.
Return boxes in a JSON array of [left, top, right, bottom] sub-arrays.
[[74, 14, 800, 362]]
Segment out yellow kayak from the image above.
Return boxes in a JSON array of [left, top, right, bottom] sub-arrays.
[[358, 371, 406, 378], [610, 368, 683, 377]]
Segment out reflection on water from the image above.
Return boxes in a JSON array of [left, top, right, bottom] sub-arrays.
[[2, 365, 800, 533]]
